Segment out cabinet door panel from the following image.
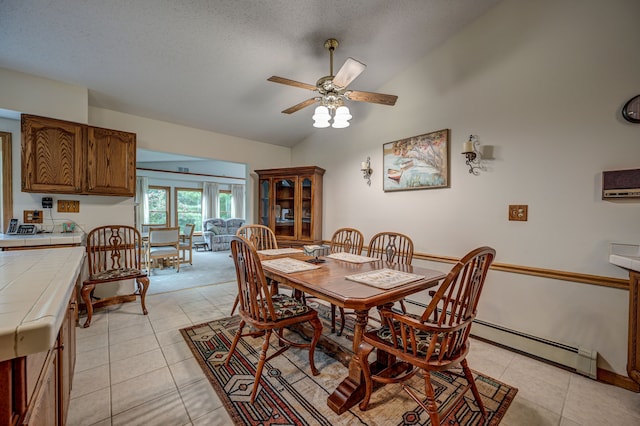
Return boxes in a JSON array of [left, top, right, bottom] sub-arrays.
[[21, 115, 83, 193], [274, 177, 297, 239], [86, 127, 136, 196], [259, 179, 272, 228], [299, 176, 313, 240]]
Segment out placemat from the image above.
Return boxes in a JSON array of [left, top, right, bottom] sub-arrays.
[[261, 257, 321, 273], [257, 248, 303, 256], [326, 252, 378, 263], [345, 268, 424, 289]]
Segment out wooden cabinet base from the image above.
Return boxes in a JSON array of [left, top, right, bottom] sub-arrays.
[[0, 290, 77, 425]]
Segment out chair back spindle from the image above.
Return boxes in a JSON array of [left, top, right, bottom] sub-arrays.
[[367, 232, 414, 265], [330, 227, 364, 255], [236, 224, 278, 250]]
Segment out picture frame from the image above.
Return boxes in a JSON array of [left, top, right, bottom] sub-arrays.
[[383, 129, 450, 192]]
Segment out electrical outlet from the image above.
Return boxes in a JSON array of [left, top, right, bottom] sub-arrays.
[[24, 210, 44, 224], [509, 205, 528, 221]]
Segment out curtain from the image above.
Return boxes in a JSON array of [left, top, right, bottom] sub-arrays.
[[231, 184, 245, 218], [135, 176, 149, 230], [202, 182, 219, 219]]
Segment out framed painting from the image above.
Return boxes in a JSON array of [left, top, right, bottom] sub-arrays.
[[383, 129, 450, 192]]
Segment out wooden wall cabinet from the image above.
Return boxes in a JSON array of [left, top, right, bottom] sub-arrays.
[[256, 166, 324, 247], [21, 114, 136, 196]]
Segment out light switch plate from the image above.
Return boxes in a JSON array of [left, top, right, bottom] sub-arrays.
[[509, 205, 528, 221]]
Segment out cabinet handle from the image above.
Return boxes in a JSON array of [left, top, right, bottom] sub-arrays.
[[55, 344, 65, 351]]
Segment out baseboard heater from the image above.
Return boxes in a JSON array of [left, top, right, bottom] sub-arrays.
[[404, 300, 598, 379]]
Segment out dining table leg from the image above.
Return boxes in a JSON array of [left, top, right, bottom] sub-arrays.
[[327, 309, 369, 414]]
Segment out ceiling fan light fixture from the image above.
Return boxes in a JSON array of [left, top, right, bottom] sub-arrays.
[[331, 119, 350, 129], [334, 105, 352, 120], [312, 106, 331, 128]]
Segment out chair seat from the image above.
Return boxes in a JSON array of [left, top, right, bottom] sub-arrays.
[[373, 324, 441, 357], [150, 246, 178, 254], [86, 267, 146, 284], [264, 294, 313, 320]]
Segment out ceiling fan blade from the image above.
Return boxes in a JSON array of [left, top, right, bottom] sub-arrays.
[[268, 76, 317, 91], [332, 57, 366, 88], [346, 90, 398, 106], [282, 98, 319, 114]]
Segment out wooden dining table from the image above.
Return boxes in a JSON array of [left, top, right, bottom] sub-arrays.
[[259, 251, 446, 414]]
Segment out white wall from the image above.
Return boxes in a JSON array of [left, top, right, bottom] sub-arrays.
[[292, 0, 640, 374], [0, 70, 291, 232]]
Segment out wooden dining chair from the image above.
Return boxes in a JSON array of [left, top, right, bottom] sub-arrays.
[[329, 227, 364, 255], [357, 246, 496, 426], [179, 223, 195, 265], [81, 225, 150, 328], [236, 224, 278, 250], [146, 227, 181, 273], [367, 231, 414, 314], [230, 224, 280, 315], [328, 227, 364, 335], [225, 236, 323, 403]]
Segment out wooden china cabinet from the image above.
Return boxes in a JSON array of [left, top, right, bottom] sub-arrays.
[[256, 166, 324, 247], [21, 114, 136, 196]]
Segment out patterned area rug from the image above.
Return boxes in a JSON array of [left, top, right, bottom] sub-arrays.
[[180, 307, 517, 425]]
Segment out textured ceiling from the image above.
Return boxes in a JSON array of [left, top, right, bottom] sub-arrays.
[[0, 0, 501, 147]]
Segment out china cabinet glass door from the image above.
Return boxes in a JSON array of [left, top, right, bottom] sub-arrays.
[[274, 178, 296, 238]]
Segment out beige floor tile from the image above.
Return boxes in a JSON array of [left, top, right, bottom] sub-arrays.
[[508, 352, 571, 391], [112, 390, 190, 426], [109, 333, 160, 362], [185, 307, 226, 324], [161, 339, 195, 365], [110, 347, 168, 384], [178, 378, 224, 420], [149, 312, 192, 333], [74, 345, 110, 373], [70, 363, 110, 400], [559, 417, 582, 426], [156, 327, 189, 347], [500, 364, 567, 416], [75, 330, 109, 354], [501, 395, 561, 426], [107, 309, 151, 331], [76, 315, 109, 337], [562, 374, 640, 425], [111, 366, 177, 415], [178, 299, 216, 312], [66, 387, 111, 426], [108, 320, 155, 345], [169, 357, 208, 388]]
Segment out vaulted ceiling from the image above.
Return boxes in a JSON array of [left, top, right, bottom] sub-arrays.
[[0, 0, 501, 147]]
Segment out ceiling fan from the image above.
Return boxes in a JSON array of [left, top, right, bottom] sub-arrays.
[[268, 39, 398, 127]]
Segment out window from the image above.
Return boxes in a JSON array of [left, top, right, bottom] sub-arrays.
[[176, 188, 203, 232], [147, 186, 169, 226], [219, 190, 232, 219]]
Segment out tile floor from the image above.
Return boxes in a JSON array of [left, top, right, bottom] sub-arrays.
[[69, 281, 640, 426]]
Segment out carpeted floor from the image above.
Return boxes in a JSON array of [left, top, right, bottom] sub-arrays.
[[146, 249, 236, 294], [180, 307, 517, 425]]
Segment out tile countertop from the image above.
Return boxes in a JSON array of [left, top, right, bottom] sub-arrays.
[[0, 247, 85, 362], [609, 243, 640, 273], [0, 231, 84, 248]]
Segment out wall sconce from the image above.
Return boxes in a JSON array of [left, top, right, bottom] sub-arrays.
[[361, 157, 372, 186], [461, 135, 482, 175]]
